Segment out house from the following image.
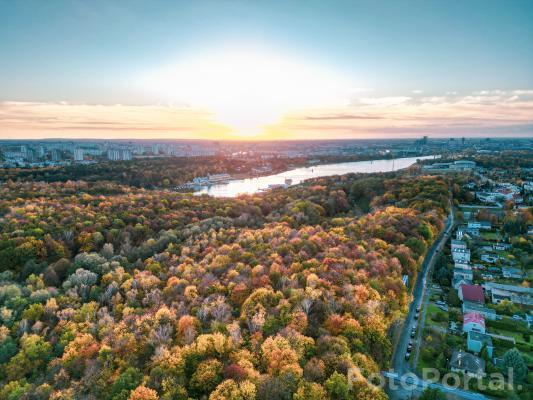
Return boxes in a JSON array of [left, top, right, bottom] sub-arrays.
[[468, 221, 491, 230], [462, 301, 497, 320], [456, 226, 479, 239], [501, 267, 524, 280], [467, 331, 493, 358], [481, 273, 495, 281], [455, 262, 471, 270], [451, 239, 468, 251], [463, 312, 486, 333], [483, 283, 533, 306], [480, 253, 497, 264], [459, 284, 485, 304], [493, 243, 512, 251], [526, 314, 533, 329], [476, 192, 499, 204], [453, 276, 473, 290], [454, 267, 474, 281], [450, 350, 486, 378], [452, 248, 471, 263]]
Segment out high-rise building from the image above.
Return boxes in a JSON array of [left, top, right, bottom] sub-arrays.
[[51, 149, 62, 161], [74, 148, 84, 161], [37, 145, 46, 158], [107, 148, 131, 161], [107, 149, 121, 161], [122, 149, 132, 161]]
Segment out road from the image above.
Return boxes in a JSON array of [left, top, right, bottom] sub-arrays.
[[387, 204, 491, 400], [383, 371, 488, 400], [390, 205, 454, 377]]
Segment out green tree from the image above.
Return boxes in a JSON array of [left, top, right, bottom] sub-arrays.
[[503, 348, 528, 382], [419, 387, 446, 400], [324, 372, 350, 400], [109, 367, 143, 400]]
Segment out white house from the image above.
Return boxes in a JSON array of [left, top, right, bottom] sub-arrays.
[[452, 248, 471, 263], [468, 221, 491, 230], [454, 267, 474, 281]]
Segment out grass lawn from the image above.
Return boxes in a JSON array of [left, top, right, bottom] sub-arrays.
[[481, 231, 503, 241], [425, 303, 449, 329], [489, 328, 529, 345]]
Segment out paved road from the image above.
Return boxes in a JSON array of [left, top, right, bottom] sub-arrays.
[[387, 204, 491, 400], [390, 205, 454, 377], [383, 371, 488, 400]]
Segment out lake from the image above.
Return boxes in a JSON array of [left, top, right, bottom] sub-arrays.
[[194, 155, 438, 197]]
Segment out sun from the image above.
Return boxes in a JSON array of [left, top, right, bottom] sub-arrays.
[[141, 47, 353, 137]]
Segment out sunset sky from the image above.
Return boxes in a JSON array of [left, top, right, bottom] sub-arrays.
[[1, 0, 532, 140]]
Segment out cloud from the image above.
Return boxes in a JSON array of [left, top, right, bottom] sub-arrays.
[[0, 102, 231, 139], [1, 90, 532, 139], [265, 89, 533, 139]]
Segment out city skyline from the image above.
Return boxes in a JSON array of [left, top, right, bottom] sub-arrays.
[[1, 0, 532, 139]]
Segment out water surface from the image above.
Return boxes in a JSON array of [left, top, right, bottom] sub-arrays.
[[195, 155, 437, 197]]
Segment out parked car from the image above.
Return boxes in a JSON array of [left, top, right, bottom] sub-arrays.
[[416, 306, 421, 313], [414, 313, 419, 320], [407, 343, 413, 352], [512, 315, 522, 321], [438, 305, 448, 312], [435, 300, 446, 306], [405, 352, 411, 360]]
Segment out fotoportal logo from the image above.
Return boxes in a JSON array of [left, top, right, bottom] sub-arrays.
[[347, 367, 522, 392]]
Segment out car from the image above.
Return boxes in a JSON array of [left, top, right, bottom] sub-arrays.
[[410, 329, 416, 338], [512, 315, 522, 321], [435, 300, 445, 306], [414, 313, 419, 320], [405, 352, 411, 360], [409, 339, 413, 346], [407, 344, 413, 351], [416, 306, 421, 313], [438, 305, 448, 312]]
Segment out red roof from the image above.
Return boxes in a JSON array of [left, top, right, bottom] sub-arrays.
[[464, 312, 485, 329], [461, 284, 485, 304]]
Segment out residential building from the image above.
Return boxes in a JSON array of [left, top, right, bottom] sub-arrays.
[[452, 247, 471, 263], [453, 276, 472, 290], [107, 149, 121, 161], [462, 301, 497, 321], [457, 225, 479, 239], [450, 350, 485, 378], [483, 283, 533, 306], [467, 331, 493, 358], [493, 243, 512, 251], [468, 221, 491, 230], [451, 239, 467, 251], [454, 267, 474, 281], [459, 284, 485, 304], [501, 267, 524, 280], [463, 312, 486, 333], [74, 148, 84, 161], [480, 254, 498, 264]]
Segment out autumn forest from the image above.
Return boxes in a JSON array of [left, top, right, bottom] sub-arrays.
[[0, 169, 449, 400]]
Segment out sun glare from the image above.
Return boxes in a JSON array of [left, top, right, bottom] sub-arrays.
[[141, 48, 353, 137]]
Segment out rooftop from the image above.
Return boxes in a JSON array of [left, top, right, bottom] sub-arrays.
[[461, 284, 485, 304]]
